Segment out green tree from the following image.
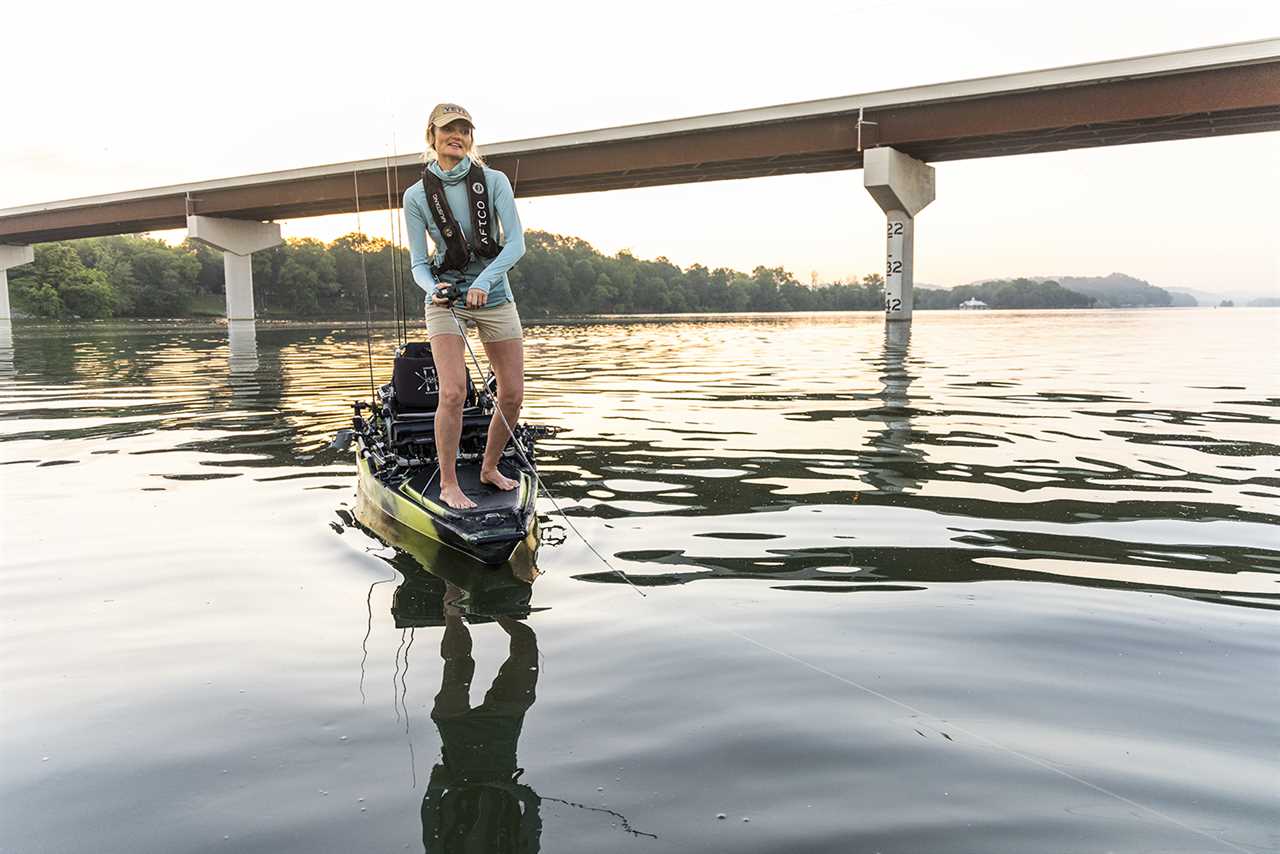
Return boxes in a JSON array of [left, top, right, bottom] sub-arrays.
[[9, 243, 115, 318], [180, 238, 226, 296], [10, 279, 63, 318], [276, 238, 338, 316], [127, 241, 199, 316], [61, 275, 117, 318]]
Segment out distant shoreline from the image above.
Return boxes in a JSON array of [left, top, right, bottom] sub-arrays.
[[16, 231, 1274, 321], [8, 304, 1275, 331]]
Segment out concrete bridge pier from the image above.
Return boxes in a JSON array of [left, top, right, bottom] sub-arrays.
[[0, 245, 35, 321], [863, 148, 935, 323], [187, 216, 282, 321]]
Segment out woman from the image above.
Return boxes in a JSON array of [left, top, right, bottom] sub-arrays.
[[404, 103, 526, 510]]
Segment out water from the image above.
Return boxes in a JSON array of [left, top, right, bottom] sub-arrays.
[[1, 308, 1277, 854]]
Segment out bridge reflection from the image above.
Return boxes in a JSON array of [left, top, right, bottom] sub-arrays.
[[861, 320, 923, 496], [0, 319, 12, 377]]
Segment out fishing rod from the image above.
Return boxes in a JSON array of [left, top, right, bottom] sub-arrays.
[[383, 154, 402, 348], [383, 152, 410, 348], [389, 132, 411, 347], [436, 287, 645, 598], [353, 170, 378, 402]]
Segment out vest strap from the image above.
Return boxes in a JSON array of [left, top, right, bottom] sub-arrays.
[[422, 162, 502, 278]]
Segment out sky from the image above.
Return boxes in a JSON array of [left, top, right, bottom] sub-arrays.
[[2, 0, 1278, 295]]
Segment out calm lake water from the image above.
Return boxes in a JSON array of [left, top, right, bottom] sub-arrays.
[[1, 308, 1277, 854]]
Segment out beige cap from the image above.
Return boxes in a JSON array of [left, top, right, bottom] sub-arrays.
[[429, 103, 474, 129]]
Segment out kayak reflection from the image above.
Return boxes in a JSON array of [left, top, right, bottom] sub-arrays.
[[348, 495, 543, 852], [352, 490, 541, 626]]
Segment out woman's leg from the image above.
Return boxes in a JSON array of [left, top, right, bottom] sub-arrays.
[[429, 332, 476, 509], [479, 335, 524, 490]]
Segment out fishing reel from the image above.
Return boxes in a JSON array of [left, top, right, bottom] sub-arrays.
[[434, 284, 463, 307]]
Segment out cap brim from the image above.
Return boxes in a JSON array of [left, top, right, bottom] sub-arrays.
[[431, 112, 474, 128]]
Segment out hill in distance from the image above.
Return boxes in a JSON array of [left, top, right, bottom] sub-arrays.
[[968, 273, 1187, 307], [1162, 286, 1280, 308]]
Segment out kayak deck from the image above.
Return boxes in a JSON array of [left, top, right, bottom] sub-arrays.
[[356, 452, 536, 566], [402, 465, 525, 515]]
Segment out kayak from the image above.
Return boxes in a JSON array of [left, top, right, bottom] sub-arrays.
[[347, 489, 541, 624], [339, 341, 551, 567], [354, 449, 539, 566]]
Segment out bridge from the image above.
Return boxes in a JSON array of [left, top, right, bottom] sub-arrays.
[[1, 38, 1277, 323]]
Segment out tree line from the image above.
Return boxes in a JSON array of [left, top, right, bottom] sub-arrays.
[[10, 229, 1111, 320], [7, 234, 420, 320]]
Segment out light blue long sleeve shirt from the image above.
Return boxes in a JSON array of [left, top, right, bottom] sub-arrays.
[[403, 156, 525, 307]]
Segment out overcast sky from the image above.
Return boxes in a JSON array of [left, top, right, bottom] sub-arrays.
[[2, 0, 1277, 294]]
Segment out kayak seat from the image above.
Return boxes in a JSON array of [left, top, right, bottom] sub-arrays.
[[390, 341, 482, 415], [389, 411, 491, 447]]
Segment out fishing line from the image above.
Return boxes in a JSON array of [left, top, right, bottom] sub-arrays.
[[360, 576, 396, 704], [400, 627, 415, 731], [392, 627, 406, 723], [687, 611, 1250, 854], [528, 575, 1245, 852], [401, 627, 419, 788], [445, 304, 645, 598], [520, 454, 1243, 851], [352, 170, 378, 401], [541, 796, 657, 839]]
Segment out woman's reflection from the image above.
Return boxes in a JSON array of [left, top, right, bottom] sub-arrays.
[[346, 496, 544, 851], [422, 586, 541, 852]]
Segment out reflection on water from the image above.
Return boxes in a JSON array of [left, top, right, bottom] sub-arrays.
[[351, 502, 545, 852], [228, 319, 260, 403], [348, 500, 656, 851], [864, 319, 920, 496], [228, 319, 259, 374], [0, 318, 13, 377], [1, 310, 1277, 853], [424, 599, 542, 852], [350, 493, 542, 627]]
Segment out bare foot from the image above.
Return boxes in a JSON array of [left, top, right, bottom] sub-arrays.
[[439, 482, 477, 510], [480, 468, 519, 491]]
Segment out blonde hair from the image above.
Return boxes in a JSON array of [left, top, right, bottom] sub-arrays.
[[425, 122, 486, 166]]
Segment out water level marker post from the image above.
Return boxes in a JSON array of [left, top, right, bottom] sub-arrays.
[[863, 148, 935, 323], [884, 216, 909, 318]]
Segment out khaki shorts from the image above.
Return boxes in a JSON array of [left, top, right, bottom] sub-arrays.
[[425, 301, 523, 343]]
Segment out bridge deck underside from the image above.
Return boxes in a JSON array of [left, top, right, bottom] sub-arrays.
[[2, 62, 1277, 244], [510, 105, 1280, 196]]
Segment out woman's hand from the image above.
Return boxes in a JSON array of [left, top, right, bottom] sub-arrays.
[[465, 287, 488, 309], [431, 285, 453, 307]]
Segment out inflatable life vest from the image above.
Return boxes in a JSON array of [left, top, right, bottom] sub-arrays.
[[421, 161, 502, 276]]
